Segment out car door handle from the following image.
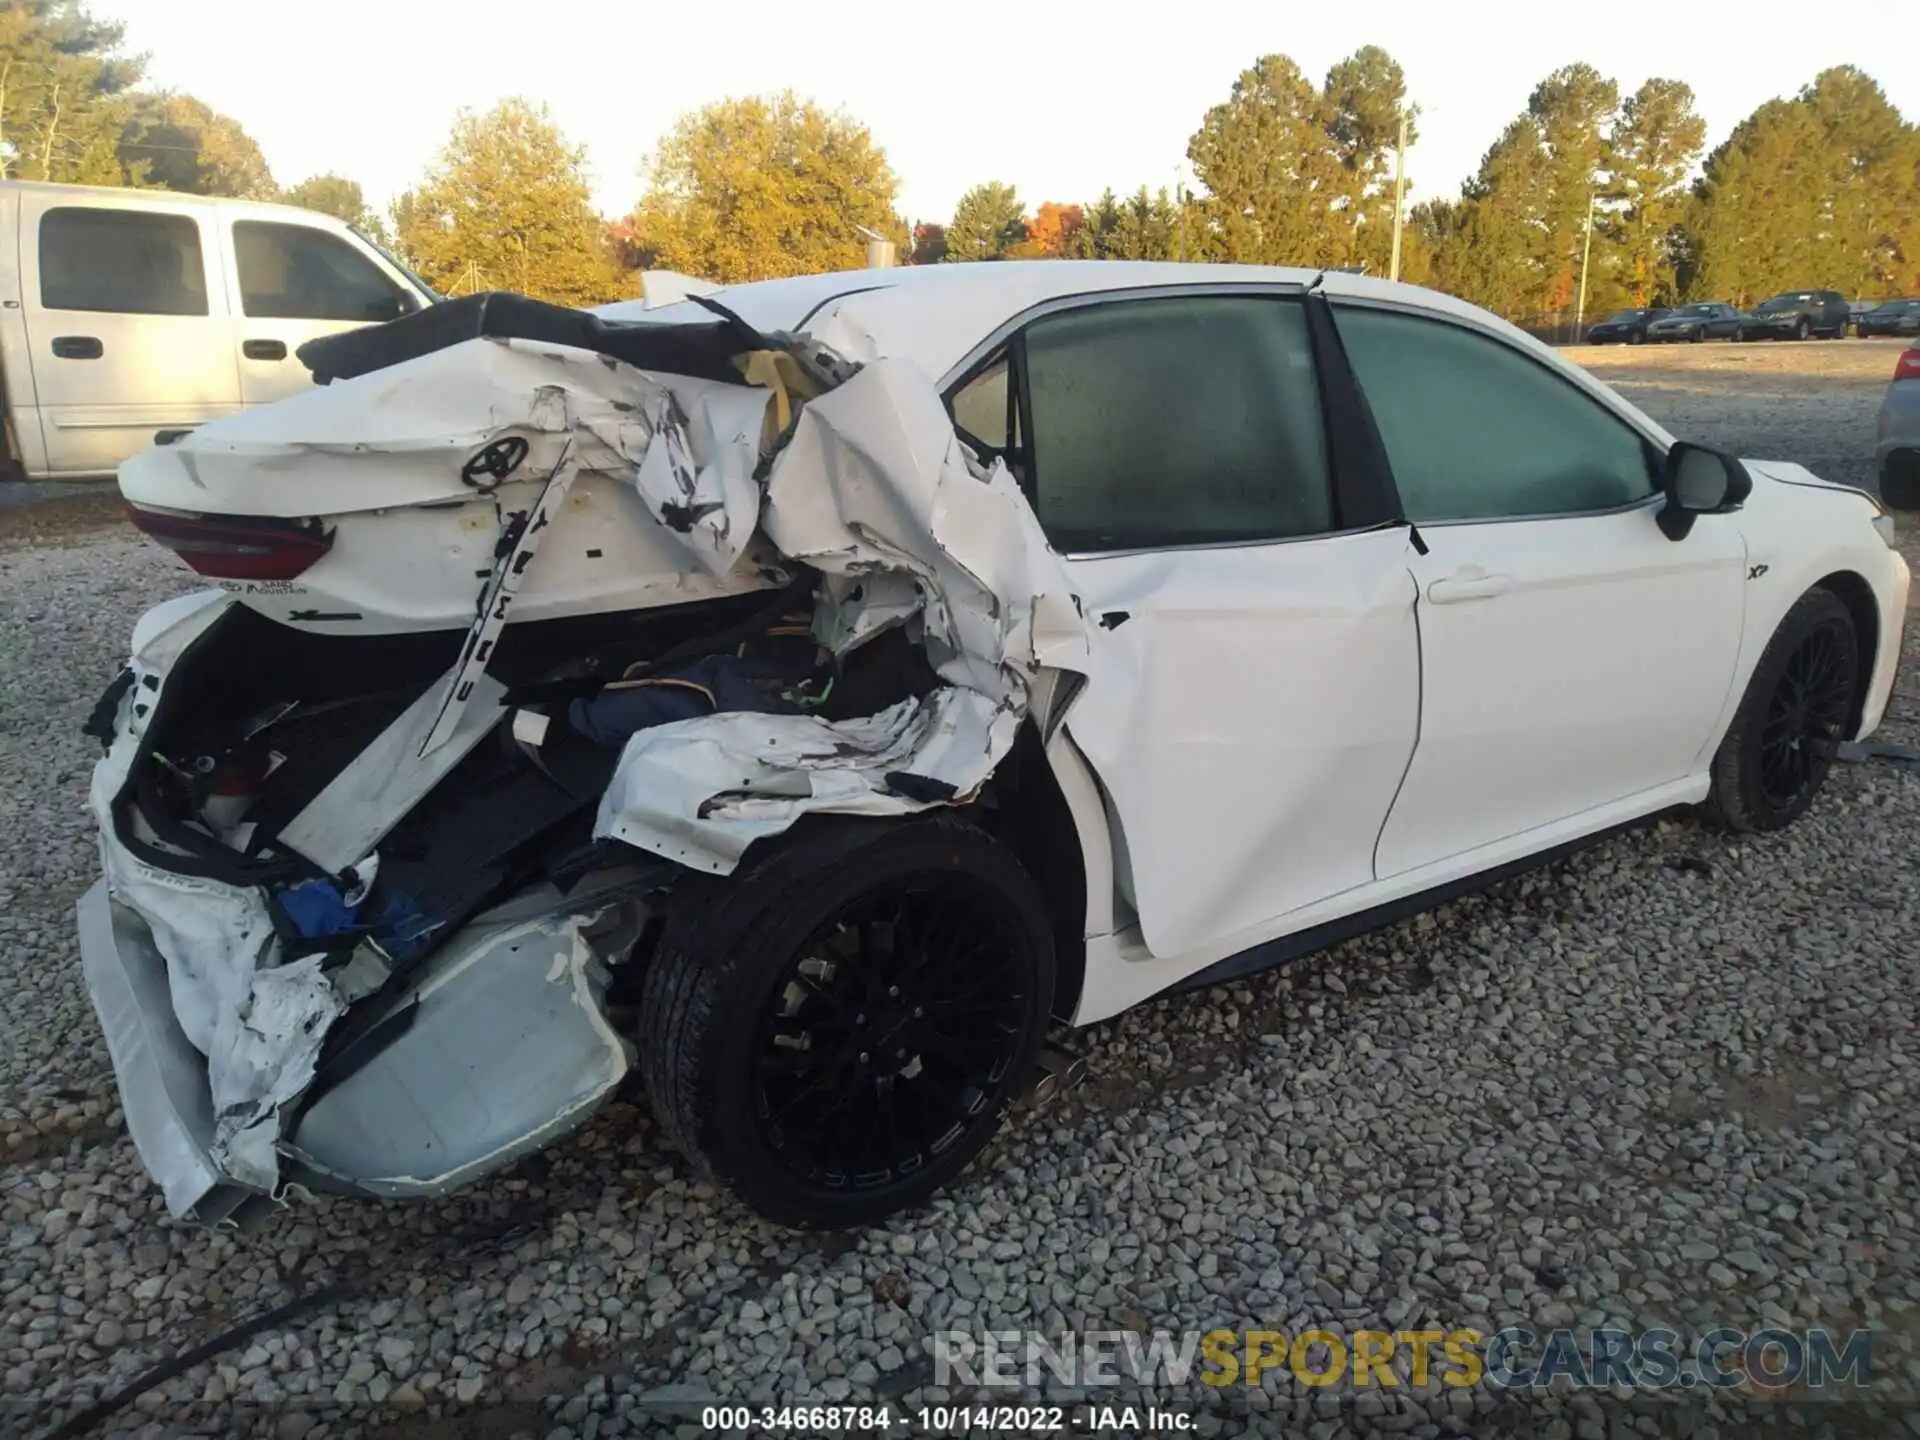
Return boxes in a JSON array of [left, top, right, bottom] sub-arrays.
[[51, 336, 103, 360], [243, 339, 289, 361], [1427, 566, 1513, 604]]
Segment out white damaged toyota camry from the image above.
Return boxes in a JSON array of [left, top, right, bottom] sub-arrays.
[[81, 262, 1908, 1231]]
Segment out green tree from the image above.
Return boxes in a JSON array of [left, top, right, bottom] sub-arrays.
[[281, 173, 388, 244], [624, 93, 902, 283], [944, 181, 1027, 261], [1428, 117, 1558, 316], [1186, 53, 1347, 266], [396, 97, 623, 306], [1323, 45, 1417, 272], [1526, 63, 1620, 313], [0, 0, 143, 184], [1071, 187, 1188, 261], [117, 92, 272, 197], [1609, 79, 1707, 304], [1684, 70, 1916, 306]]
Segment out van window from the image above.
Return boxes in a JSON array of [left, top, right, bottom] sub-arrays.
[[234, 221, 409, 323], [40, 208, 209, 316]]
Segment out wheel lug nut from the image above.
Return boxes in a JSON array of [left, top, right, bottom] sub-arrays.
[[859, 1052, 870, 1063], [913, 1007, 923, 1017], [888, 986, 899, 997]]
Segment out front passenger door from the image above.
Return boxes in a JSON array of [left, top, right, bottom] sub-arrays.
[[1334, 304, 1748, 879], [952, 291, 1422, 960]]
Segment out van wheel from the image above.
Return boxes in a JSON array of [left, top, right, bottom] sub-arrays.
[[639, 815, 1054, 1228], [1707, 590, 1858, 832]]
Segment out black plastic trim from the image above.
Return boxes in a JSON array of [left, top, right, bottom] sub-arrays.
[[1172, 812, 1665, 996]]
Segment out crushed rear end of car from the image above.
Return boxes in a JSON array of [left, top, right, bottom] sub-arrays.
[[81, 292, 1090, 1225]]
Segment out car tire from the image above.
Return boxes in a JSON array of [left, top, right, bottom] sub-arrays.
[[1629, 330, 1645, 345], [1706, 588, 1859, 833], [639, 814, 1055, 1229], [1691, 329, 1706, 344], [1884, 451, 1920, 511], [1795, 318, 1812, 340]]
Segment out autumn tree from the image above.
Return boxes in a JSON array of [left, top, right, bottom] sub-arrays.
[[1023, 201, 1084, 257], [1609, 79, 1707, 304], [118, 92, 272, 197], [945, 181, 1027, 261], [282, 173, 388, 243], [0, 0, 142, 184], [624, 93, 902, 284], [396, 98, 623, 306]]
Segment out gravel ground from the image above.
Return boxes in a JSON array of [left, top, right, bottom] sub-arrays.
[[3, 350, 1919, 1440]]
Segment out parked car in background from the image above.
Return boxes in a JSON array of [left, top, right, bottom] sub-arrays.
[[1881, 344, 1920, 510], [1645, 303, 1744, 343], [1858, 299, 1920, 340], [0, 180, 437, 480], [1738, 291, 1851, 341], [1584, 307, 1671, 344], [80, 263, 1909, 1231]]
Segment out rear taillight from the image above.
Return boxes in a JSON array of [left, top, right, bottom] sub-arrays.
[[126, 506, 333, 580], [1896, 348, 1920, 383]]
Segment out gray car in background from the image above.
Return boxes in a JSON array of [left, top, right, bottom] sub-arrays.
[[1881, 343, 1920, 509], [1646, 302, 1744, 343]]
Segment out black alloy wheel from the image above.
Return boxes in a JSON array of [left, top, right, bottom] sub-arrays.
[[1707, 589, 1859, 832], [751, 873, 1036, 1190], [1756, 621, 1855, 812], [639, 815, 1054, 1228]]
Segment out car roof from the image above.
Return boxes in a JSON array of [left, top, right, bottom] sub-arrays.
[[597, 260, 1538, 382]]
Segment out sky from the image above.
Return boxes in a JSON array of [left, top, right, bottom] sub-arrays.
[[95, 0, 1920, 228]]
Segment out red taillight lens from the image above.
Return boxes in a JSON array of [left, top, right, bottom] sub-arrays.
[[126, 506, 333, 580], [1896, 348, 1920, 383]]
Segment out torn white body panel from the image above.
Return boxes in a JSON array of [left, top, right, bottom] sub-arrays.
[[596, 358, 1090, 874], [597, 689, 1014, 874], [285, 901, 640, 1198], [89, 591, 344, 1196]]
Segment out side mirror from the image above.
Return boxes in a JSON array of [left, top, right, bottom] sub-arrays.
[[1658, 442, 1752, 540]]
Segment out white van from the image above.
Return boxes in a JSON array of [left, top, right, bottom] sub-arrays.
[[0, 179, 437, 480]]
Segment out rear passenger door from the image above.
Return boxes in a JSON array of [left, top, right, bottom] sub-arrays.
[[950, 289, 1422, 960], [223, 219, 417, 408], [20, 200, 240, 476]]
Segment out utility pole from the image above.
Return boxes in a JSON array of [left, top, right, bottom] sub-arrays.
[[1574, 191, 1596, 342], [1388, 107, 1409, 282]]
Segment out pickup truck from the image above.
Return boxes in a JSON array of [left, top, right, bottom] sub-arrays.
[[0, 179, 436, 480]]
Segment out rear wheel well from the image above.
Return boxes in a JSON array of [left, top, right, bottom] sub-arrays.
[[1813, 570, 1879, 736], [981, 726, 1087, 1025]]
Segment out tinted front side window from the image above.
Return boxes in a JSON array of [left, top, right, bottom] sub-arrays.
[[1335, 306, 1656, 523], [1020, 296, 1332, 551], [40, 208, 209, 316], [235, 221, 406, 322]]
